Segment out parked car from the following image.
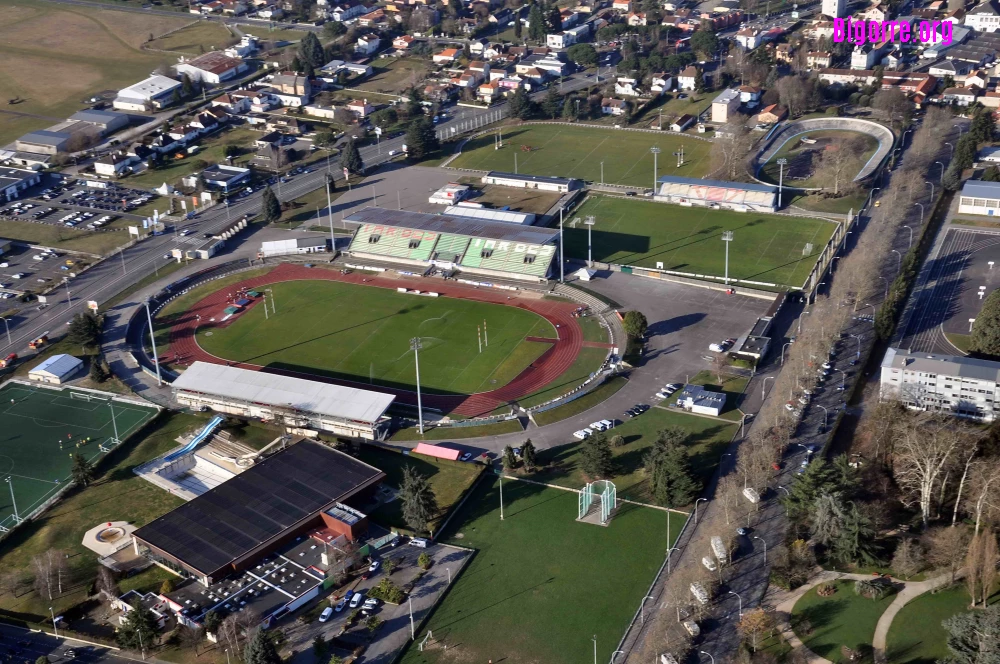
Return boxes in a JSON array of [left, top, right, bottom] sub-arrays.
[[368, 560, 380, 573], [319, 607, 333, 622], [460, 452, 473, 462], [335, 598, 348, 612], [573, 429, 593, 440], [409, 537, 429, 548], [350, 592, 365, 609]]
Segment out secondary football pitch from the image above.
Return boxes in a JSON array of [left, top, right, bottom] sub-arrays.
[[758, 129, 880, 189], [196, 280, 557, 395], [400, 479, 683, 664], [449, 124, 714, 186], [0, 382, 158, 530], [565, 195, 838, 287]]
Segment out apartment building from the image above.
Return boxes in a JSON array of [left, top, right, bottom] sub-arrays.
[[880, 348, 1000, 421]]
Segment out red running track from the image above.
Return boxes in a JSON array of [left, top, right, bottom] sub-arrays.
[[167, 263, 591, 417]]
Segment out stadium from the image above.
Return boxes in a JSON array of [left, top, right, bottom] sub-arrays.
[[343, 207, 559, 283], [653, 175, 778, 213]]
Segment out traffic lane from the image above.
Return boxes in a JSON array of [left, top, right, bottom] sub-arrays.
[[0, 624, 128, 664]]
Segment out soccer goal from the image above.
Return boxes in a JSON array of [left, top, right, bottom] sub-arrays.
[[70, 392, 98, 403], [418, 631, 433, 652]]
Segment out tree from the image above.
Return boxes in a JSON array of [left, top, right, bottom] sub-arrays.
[[971, 289, 1000, 358], [67, 311, 101, 347], [404, 116, 439, 160], [341, 136, 364, 175], [299, 32, 326, 68], [399, 465, 438, 534], [580, 433, 613, 479], [527, 3, 546, 42], [966, 532, 998, 607], [644, 427, 698, 508], [711, 120, 755, 180], [924, 525, 970, 584], [521, 439, 537, 469], [781, 460, 838, 523], [95, 565, 119, 600], [181, 73, 195, 98], [417, 552, 431, 569], [872, 88, 912, 128], [717, 473, 743, 525], [37, 657, 49, 664], [89, 356, 108, 383], [545, 4, 562, 32], [508, 86, 532, 119], [954, 133, 978, 172], [502, 445, 517, 470], [71, 454, 94, 487], [893, 416, 972, 527], [690, 28, 718, 59], [776, 75, 809, 118], [942, 603, 1000, 664], [622, 311, 648, 340], [160, 578, 175, 595], [202, 610, 222, 635], [322, 20, 346, 40], [610, 434, 625, 448], [313, 634, 328, 660], [244, 628, 281, 664], [117, 598, 157, 651], [260, 186, 281, 224], [32, 549, 67, 601], [890, 538, 924, 579], [328, 656, 344, 664], [814, 137, 864, 196], [693, 68, 706, 93], [968, 459, 1000, 535], [737, 608, 776, 652], [514, 12, 523, 39], [542, 86, 561, 119], [565, 43, 597, 67]]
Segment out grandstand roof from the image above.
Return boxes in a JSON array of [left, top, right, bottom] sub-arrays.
[[485, 171, 577, 186], [345, 207, 558, 244], [443, 205, 536, 225], [134, 440, 384, 578], [172, 362, 394, 425], [657, 175, 777, 193]]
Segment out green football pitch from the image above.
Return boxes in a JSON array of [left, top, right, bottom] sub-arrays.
[[0, 383, 158, 530], [448, 124, 713, 187], [400, 479, 684, 664], [197, 280, 556, 395], [565, 195, 838, 287]]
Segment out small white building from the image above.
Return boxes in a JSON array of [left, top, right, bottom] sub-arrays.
[[711, 88, 741, 123], [958, 179, 1000, 216], [28, 354, 84, 384], [429, 183, 470, 205], [259, 237, 330, 257], [482, 171, 578, 193], [113, 75, 182, 112], [182, 164, 251, 192], [677, 385, 726, 417], [965, 0, 1000, 32]]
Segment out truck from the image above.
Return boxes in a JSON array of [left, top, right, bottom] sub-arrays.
[[29, 335, 48, 350], [743, 487, 760, 504], [690, 581, 709, 605], [711, 535, 727, 563], [0, 353, 17, 368]]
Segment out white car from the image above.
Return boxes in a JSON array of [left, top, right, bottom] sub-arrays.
[[180, 229, 192, 236], [350, 592, 364, 609], [655, 391, 670, 399], [363, 598, 379, 610], [318, 607, 333, 622], [573, 429, 592, 440], [590, 421, 607, 431], [11, 273, 24, 279]]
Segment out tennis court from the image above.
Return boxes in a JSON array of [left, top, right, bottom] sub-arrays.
[[0, 382, 158, 531]]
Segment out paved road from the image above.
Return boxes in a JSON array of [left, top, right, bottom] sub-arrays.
[[0, 622, 152, 664]]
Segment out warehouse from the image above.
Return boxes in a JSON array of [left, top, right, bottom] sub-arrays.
[[68, 110, 130, 135], [114, 75, 183, 111], [15, 130, 71, 156], [958, 180, 1000, 216], [132, 439, 385, 584], [482, 171, 579, 193], [0, 166, 42, 201], [172, 361, 394, 439], [28, 354, 84, 384], [654, 175, 778, 213], [175, 52, 249, 85]]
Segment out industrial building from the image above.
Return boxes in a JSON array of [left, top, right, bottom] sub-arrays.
[[443, 205, 536, 225], [482, 171, 579, 193], [68, 110, 130, 135], [958, 179, 1000, 216], [345, 207, 559, 282], [174, 52, 248, 85], [28, 354, 84, 384], [15, 130, 71, 156], [114, 75, 183, 112], [132, 438, 384, 585], [259, 237, 330, 257], [172, 361, 395, 439], [0, 166, 42, 201], [654, 175, 778, 213]]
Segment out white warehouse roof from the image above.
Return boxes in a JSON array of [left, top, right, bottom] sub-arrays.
[[29, 354, 83, 379], [172, 361, 395, 424], [444, 205, 536, 225], [118, 75, 181, 101]]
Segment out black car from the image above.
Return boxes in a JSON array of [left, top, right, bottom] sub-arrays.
[[625, 409, 637, 418]]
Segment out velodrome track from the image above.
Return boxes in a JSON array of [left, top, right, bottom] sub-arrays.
[[166, 264, 610, 417]]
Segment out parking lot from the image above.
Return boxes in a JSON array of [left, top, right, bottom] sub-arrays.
[[0, 242, 89, 303]]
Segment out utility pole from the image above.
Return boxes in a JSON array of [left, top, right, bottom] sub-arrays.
[[722, 231, 734, 286], [777, 158, 788, 208], [144, 299, 162, 386], [585, 216, 595, 265], [410, 337, 424, 434], [327, 176, 335, 251]]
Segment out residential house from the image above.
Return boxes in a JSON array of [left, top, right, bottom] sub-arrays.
[[628, 10, 647, 25], [945, 7, 966, 23], [358, 8, 388, 27], [739, 85, 762, 106], [257, 5, 284, 18], [670, 114, 695, 131], [941, 86, 980, 104], [711, 88, 741, 122], [182, 164, 251, 192], [677, 65, 700, 90], [736, 27, 762, 49], [930, 59, 973, 77], [346, 99, 375, 117], [601, 97, 628, 115], [477, 81, 501, 102], [354, 34, 381, 55], [775, 43, 793, 64], [650, 73, 673, 94], [175, 52, 248, 85], [547, 31, 576, 49], [433, 48, 460, 64], [325, 0, 368, 21], [615, 76, 642, 96], [265, 116, 310, 135], [255, 131, 284, 149], [965, 69, 992, 88], [392, 35, 415, 51], [559, 8, 580, 28], [965, 0, 1000, 31], [612, 0, 631, 10], [860, 3, 887, 22], [167, 124, 200, 144], [423, 82, 456, 102], [851, 41, 889, 69], [807, 50, 832, 68], [805, 20, 835, 39], [270, 72, 312, 106], [93, 151, 137, 177], [757, 104, 787, 124], [211, 93, 250, 114], [882, 49, 904, 70], [225, 35, 259, 58]]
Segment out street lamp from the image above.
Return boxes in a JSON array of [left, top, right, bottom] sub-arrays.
[[650, 146, 661, 193], [817, 404, 829, 426], [666, 546, 679, 574], [850, 334, 862, 358], [761, 375, 774, 399], [585, 215, 596, 265], [865, 187, 880, 210], [700, 652, 715, 664], [640, 595, 655, 624], [729, 590, 743, 618], [781, 341, 792, 365], [878, 275, 889, 299], [592, 635, 598, 664], [777, 158, 788, 208], [944, 142, 954, 161], [50, 607, 57, 638], [753, 535, 767, 563], [776, 485, 790, 496], [722, 231, 734, 286], [0, 316, 11, 347], [902, 224, 914, 248], [891, 249, 903, 274], [410, 337, 425, 435], [934, 161, 945, 184], [610, 650, 625, 664], [926, 181, 935, 201], [694, 497, 708, 524], [143, 299, 162, 387]]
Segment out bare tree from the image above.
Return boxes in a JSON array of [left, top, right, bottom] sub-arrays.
[[717, 474, 743, 525], [872, 88, 912, 128], [859, 400, 905, 465], [0, 570, 26, 597], [924, 525, 970, 584], [890, 538, 924, 579], [95, 566, 119, 601], [776, 75, 809, 118], [813, 136, 864, 196], [31, 550, 67, 601], [980, 532, 998, 608], [711, 119, 755, 180], [968, 458, 1000, 535], [893, 416, 967, 527], [951, 440, 981, 526]]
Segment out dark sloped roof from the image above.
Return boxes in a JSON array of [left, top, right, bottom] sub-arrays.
[[134, 440, 383, 577], [346, 207, 559, 244]]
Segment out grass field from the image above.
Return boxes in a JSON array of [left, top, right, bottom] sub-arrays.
[[532, 376, 627, 426], [518, 345, 609, 408], [531, 406, 737, 504], [390, 418, 524, 441], [125, 127, 260, 188], [355, 446, 482, 533], [197, 280, 556, 395], [759, 130, 880, 189], [564, 195, 837, 287], [399, 479, 677, 664], [0, 220, 132, 256], [0, 383, 158, 530], [146, 21, 237, 54], [0, 0, 192, 146], [449, 124, 714, 186], [792, 579, 897, 662], [355, 56, 432, 95]]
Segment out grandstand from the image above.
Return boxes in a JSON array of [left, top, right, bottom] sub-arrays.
[[345, 208, 559, 282], [654, 175, 778, 213]]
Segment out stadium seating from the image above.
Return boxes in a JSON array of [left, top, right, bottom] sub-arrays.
[[461, 238, 554, 278], [350, 223, 438, 261], [431, 234, 471, 264]]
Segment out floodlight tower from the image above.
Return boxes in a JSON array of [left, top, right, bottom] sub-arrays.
[[722, 231, 734, 286], [410, 337, 424, 434], [650, 146, 661, 194], [777, 158, 788, 208]]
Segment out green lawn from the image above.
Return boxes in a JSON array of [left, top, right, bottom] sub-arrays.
[[391, 418, 524, 442], [789, 192, 868, 215], [564, 195, 837, 287], [944, 332, 972, 355], [530, 407, 737, 504], [146, 20, 237, 53], [759, 130, 879, 189], [518, 345, 610, 408], [792, 580, 897, 662], [0, 383, 158, 529], [577, 315, 609, 343], [125, 127, 261, 189], [449, 124, 713, 186], [355, 445, 482, 534], [399, 479, 676, 664], [532, 376, 627, 426], [0, 220, 131, 256], [197, 279, 555, 395]]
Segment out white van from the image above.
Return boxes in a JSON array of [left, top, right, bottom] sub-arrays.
[[409, 537, 429, 548]]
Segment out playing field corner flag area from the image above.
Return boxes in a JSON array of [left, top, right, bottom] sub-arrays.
[[0, 381, 158, 532]]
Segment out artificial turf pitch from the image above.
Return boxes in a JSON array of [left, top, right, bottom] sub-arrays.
[[565, 195, 838, 287], [400, 478, 678, 664], [448, 124, 714, 187], [0, 383, 158, 529], [197, 280, 556, 395]]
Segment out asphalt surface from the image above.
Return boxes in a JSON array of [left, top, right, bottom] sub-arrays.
[[0, 622, 148, 664]]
